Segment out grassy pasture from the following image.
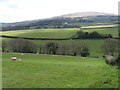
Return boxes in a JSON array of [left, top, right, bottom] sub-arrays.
[[1, 24, 119, 88], [82, 24, 118, 29], [1, 26, 116, 57], [0, 28, 79, 38], [0, 27, 107, 57], [1, 26, 118, 39], [2, 53, 118, 88], [84, 27, 118, 37]]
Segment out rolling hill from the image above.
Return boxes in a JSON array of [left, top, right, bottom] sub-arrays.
[[2, 12, 118, 31], [1, 12, 119, 88], [55, 12, 116, 18]]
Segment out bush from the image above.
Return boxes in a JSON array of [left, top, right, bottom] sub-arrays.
[[9, 38, 37, 53]]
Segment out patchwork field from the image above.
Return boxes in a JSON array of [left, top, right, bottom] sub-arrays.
[[1, 25, 118, 57], [2, 53, 118, 88], [1, 25, 118, 38], [1, 24, 119, 88]]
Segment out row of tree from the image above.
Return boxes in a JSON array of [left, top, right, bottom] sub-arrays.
[[74, 30, 113, 39], [2, 38, 118, 57], [2, 39, 90, 57]]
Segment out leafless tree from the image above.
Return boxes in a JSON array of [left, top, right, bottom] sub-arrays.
[[101, 38, 118, 56], [2, 40, 8, 52], [9, 38, 37, 53], [59, 43, 70, 55], [71, 42, 90, 57]]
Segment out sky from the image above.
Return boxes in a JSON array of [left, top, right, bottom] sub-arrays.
[[0, 0, 119, 23]]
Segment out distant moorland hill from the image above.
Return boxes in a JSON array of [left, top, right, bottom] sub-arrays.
[[2, 12, 118, 31], [54, 12, 116, 18]]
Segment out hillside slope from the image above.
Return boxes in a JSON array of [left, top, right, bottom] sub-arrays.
[[57, 12, 116, 18], [2, 12, 118, 31]]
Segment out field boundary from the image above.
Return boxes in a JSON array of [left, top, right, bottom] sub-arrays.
[[0, 35, 71, 40]]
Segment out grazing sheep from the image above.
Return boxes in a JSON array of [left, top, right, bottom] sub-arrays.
[[11, 57, 17, 61], [103, 54, 119, 66], [21, 53, 24, 55]]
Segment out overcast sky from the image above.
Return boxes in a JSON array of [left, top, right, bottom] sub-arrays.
[[0, 0, 119, 23]]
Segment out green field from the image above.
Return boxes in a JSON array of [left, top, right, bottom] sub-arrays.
[[83, 24, 118, 29], [1, 26, 118, 38], [2, 53, 118, 88], [1, 24, 119, 88], [1, 26, 117, 57], [84, 27, 118, 37], [1, 28, 79, 38]]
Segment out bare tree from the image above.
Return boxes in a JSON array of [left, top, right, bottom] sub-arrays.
[[9, 38, 37, 53], [101, 38, 118, 56], [2, 40, 8, 52], [71, 42, 90, 57], [59, 43, 70, 55], [77, 42, 90, 57]]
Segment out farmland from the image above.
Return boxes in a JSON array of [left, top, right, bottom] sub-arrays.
[[1, 22, 119, 88], [2, 53, 118, 88], [1, 28, 79, 38], [1, 25, 118, 57], [1, 25, 118, 38], [84, 27, 118, 37]]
